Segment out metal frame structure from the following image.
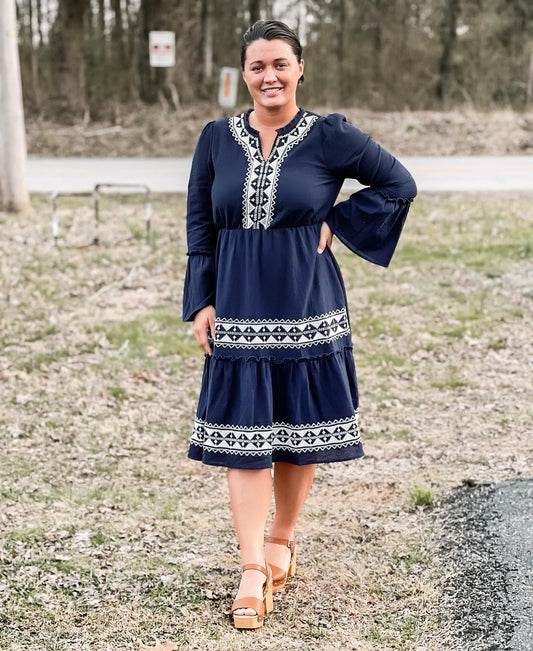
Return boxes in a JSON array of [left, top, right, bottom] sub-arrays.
[[51, 184, 152, 245]]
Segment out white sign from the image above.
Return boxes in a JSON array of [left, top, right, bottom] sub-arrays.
[[218, 67, 239, 108], [149, 31, 175, 67]]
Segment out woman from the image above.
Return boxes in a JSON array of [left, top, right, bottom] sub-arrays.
[[183, 20, 416, 629]]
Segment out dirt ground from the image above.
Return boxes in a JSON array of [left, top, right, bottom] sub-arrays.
[[26, 104, 533, 158], [1, 191, 532, 649]]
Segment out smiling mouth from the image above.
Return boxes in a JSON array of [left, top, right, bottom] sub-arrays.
[[261, 87, 283, 94]]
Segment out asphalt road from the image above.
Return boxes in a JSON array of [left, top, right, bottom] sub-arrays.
[[27, 155, 533, 193], [439, 479, 533, 650]]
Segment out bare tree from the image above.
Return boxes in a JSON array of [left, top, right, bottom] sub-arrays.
[[202, 0, 214, 85], [51, 0, 90, 117], [12, 0, 533, 118], [111, 0, 125, 68], [0, 0, 30, 212], [436, 0, 461, 106], [526, 47, 533, 109], [249, 0, 261, 23], [336, 0, 346, 102]]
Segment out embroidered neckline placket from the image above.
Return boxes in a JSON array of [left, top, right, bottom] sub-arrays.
[[228, 111, 318, 230]]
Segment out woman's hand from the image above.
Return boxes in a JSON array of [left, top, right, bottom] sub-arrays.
[[193, 305, 216, 355], [317, 221, 333, 254]]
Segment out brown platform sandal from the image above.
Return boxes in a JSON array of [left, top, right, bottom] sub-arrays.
[[265, 537, 296, 592], [231, 564, 274, 629]]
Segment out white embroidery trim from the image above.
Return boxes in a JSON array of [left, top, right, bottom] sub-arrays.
[[215, 308, 350, 349], [228, 111, 319, 229], [191, 412, 360, 457]]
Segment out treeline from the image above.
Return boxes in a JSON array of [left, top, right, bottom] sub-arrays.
[[16, 0, 533, 121]]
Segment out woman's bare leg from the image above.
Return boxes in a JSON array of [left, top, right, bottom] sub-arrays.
[[266, 462, 316, 571], [227, 467, 272, 615]]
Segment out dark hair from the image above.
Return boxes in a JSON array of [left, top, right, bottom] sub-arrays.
[[241, 20, 304, 83]]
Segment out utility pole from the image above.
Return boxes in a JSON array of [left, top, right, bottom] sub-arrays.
[[0, 0, 30, 212]]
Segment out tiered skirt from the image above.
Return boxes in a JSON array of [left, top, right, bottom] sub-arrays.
[[187, 224, 364, 469]]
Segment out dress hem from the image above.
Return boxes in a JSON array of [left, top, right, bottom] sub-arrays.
[[187, 443, 364, 469]]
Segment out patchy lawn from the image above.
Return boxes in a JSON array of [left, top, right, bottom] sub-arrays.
[[0, 192, 532, 650]]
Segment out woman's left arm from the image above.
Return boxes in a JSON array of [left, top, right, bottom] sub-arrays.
[[322, 114, 417, 267]]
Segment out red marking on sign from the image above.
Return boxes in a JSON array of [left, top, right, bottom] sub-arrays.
[[223, 72, 231, 97]]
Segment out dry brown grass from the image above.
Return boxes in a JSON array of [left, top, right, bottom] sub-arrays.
[[0, 192, 532, 650], [26, 105, 533, 157]]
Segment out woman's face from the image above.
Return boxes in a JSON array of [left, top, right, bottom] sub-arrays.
[[242, 38, 304, 112]]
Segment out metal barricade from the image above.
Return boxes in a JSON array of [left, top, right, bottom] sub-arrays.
[[51, 184, 152, 245]]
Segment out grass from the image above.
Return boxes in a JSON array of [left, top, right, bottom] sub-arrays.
[[104, 306, 198, 360], [429, 365, 469, 390], [0, 192, 532, 650], [409, 485, 435, 509]]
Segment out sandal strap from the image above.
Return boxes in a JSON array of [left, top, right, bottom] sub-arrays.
[[266, 536, 295, 551], [242, 563, 268, 577], [231, 597, 265, 617], [269, 564, 285, 578]]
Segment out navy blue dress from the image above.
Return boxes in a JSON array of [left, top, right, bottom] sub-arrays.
[[183, 109, 416, 469]]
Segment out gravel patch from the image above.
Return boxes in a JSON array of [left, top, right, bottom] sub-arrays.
[[438, 479, 533, 650]]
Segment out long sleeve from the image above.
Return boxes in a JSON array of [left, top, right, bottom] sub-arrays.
[[182, 122, 217, 321], [323, 114, 417, 267]]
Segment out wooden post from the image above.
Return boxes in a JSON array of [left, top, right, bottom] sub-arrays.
[[0, 0, 30, 212]]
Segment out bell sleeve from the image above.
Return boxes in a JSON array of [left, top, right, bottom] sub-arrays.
[[182, 122, 218, 322], [323, 114, 417, 267]]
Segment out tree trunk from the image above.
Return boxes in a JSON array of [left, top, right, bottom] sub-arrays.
[[28, 0, 42, 111], [125, 0, 135, 61], [249, 0, 261, 24], [336, 0, 347, 103], [111, 0, 125, 68], [436, 0, 460, 106], [527, 45, 533, 108], [97, 0, 105, 61], [138, 0, 163, 103], [372, 0, 384, 85], [202, 0, 213, 84], [123, 0, 137, 103], [0, 0, 30, 212], [56, 0, 88, 116], [36, 0, 44, 47]]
